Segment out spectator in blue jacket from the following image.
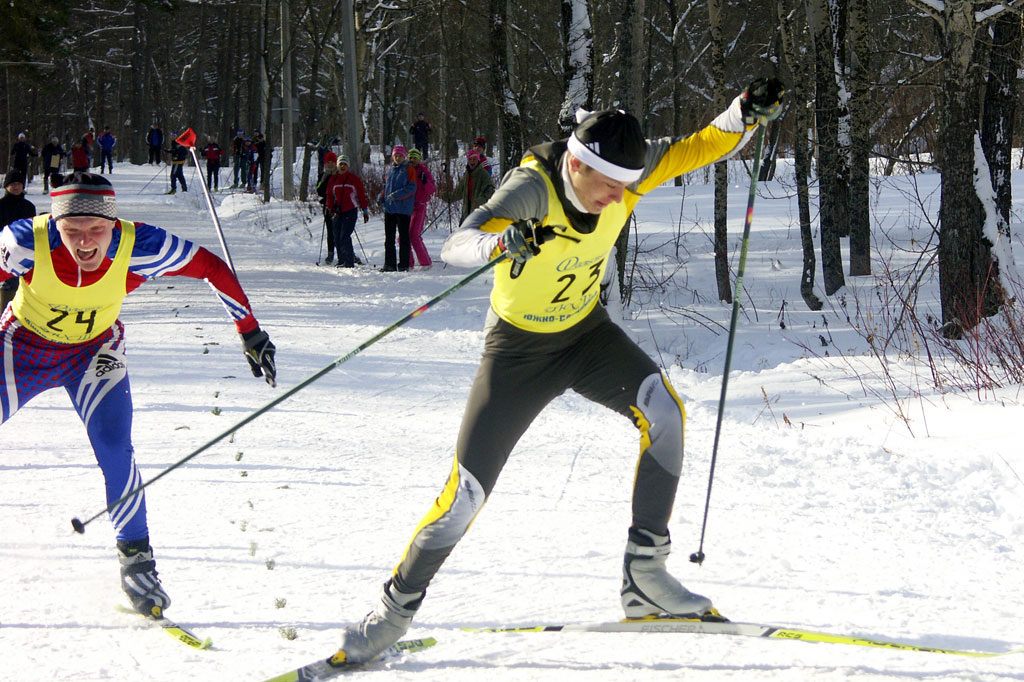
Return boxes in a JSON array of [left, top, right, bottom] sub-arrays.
[[377, 145, 417, 272], [98, 127, 117, 173]]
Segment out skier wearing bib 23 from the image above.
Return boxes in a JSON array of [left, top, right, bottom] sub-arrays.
[[0, 172, 278, 618], [338, 78, 785, 661]]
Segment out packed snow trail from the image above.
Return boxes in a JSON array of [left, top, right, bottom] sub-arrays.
[[1, 162, 1022, 681]]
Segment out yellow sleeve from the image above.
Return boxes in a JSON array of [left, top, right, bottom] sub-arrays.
[[635, 95, 755, 194]]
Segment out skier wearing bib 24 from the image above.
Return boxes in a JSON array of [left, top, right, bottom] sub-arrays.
[[337, 78, 785, 662], [0, 172, 278, 618]]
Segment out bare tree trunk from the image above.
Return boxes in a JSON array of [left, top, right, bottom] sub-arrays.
[[667, 0, 686, 187], [612, 0, 644, 298], [805, 0, 846, 295], [215, 5, 237, 152], [709, 0, 731, 302], [980, 10, 1020, 234], [491, 0, 522, 173], [297, 0, 343, 201], [129, 2, 147, 164], [779, 0, 823, 310], [936, 1, 985, 337], [196, 0, 208, 136], [758, 119, 782, 182], [847, 0, 871, 275], [559, 0, 594, 136]]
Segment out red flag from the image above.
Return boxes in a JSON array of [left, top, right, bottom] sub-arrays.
[[176, 128, 197, 148]]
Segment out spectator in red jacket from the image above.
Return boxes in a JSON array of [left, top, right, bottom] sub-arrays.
[[472, 136, 493, 177], [82, 127, 96, 166], [69, 142, 91, 173], [324, 153, 370, 268], [202, 137, 224, 191]]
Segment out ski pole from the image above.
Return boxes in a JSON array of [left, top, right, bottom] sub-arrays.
[[353, 222, 369, 264], [138, 163, 167, 194], [422, 206, 446, 232], [71, 252, 507, 535], [689, 124, 767, 566], [177, 128, 238, 277], [317, 210, 327, 265]]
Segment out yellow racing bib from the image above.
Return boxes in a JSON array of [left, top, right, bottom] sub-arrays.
[[13, 215, 134, 343], [489, 159, 637, 333]]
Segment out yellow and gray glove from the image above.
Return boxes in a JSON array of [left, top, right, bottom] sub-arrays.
[[498, 219, 548, 264], [740, 77, 786, 126]]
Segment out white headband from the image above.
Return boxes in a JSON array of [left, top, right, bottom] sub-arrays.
[[567, 135, 644, 184]]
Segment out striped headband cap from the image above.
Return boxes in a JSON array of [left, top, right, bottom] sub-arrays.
[[51, 172, 117, 221]]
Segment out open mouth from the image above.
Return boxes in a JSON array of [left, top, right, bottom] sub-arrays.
[[77, 248, 98, 261]]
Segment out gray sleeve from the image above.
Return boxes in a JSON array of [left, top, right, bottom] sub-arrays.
[[441, 167, 550, 267]]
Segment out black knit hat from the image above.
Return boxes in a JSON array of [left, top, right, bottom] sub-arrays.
[[567, 109, 647, 183], [3, 169, 26, 188], [50, 172, 117, 221]]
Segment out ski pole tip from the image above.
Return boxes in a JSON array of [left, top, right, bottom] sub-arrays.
[[689, 551, 705, 565], [71, 517, 86, 534]]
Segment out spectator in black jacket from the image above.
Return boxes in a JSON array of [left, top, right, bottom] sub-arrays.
[[231, 130, 245, 188], [315, 151, 338, 262], [0, 169, 36, 311], [10, 133, 37, 184], [40, 137, 65, 193], [410, 113, 432, 158], [146, 124, 164, 165], [165, 135, 188, 193]]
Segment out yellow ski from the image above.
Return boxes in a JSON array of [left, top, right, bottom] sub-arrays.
[[261, 637, 437, 681], [464, 614, 1022, 658], [116, 604, 213, 650]]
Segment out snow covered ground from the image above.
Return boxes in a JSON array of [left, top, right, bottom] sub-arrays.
[[2, 157, 1022, 681]]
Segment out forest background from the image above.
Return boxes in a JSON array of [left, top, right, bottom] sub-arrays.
[[1, 0, 1022, 340]]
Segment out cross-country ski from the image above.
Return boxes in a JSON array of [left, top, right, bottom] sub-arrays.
[[465, 615, 1023, 658]]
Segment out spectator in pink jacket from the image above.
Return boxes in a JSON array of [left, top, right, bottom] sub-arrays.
[[407, 148, 435, 269]]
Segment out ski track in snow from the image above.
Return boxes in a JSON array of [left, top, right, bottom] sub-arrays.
[[2, 162, 1022, 681]]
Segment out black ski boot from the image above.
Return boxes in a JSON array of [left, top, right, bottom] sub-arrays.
[[117, 537, 172, 617]]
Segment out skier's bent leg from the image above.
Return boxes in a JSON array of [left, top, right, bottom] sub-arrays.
[[395, 457, 489, 592], [69, 331, 172, 616], [339, 458, 488, 663], [621, 373, 711, 618], [340, 346, 554, 662], [629, 373, 685, 533], [571, 322, 711, 619]]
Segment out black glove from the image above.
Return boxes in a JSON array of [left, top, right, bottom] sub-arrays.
[[241, 327, 277, 387], [498, 219, 548, 264], [740, 77, 786, 126]]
